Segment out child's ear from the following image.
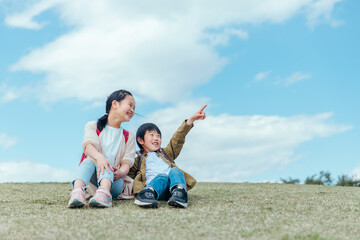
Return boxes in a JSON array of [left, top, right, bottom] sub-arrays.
[[112, 100, 119, 109], [137, 137, 144, 145]]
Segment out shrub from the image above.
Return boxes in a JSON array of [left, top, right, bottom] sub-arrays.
[[280, 177, 300, 184], [336, 174, 360, 187]]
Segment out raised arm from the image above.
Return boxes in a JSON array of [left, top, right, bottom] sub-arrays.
[[163, 105, 207, 160], [186, 105, 207, 126]]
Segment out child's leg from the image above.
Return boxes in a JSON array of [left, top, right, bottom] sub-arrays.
[[168, 167, 187, 191], [147, 173, 171, 200], [168, 167, 188, 208], [69, 158, 96, 208], [73, 158, 96, 188], [97, 169, 114, 191], [110, 178, 124, 199], [134, 174, 170, 208], [89, 167, 114, 208]]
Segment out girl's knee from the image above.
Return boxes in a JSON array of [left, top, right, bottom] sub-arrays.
[[80, 158, 96, 168]]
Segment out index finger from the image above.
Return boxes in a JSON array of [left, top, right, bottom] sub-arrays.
[[199, 105, 207, 113]]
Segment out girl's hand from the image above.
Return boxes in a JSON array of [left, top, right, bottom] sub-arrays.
[[97, 156, 114, 178], [187, 105, 207, 125], [113, 167, 127, 181]]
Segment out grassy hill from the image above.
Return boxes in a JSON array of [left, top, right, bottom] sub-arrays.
[[1, 182, 360, 240]]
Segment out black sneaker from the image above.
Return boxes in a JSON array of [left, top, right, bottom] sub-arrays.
[[134, 188, 158, 208], [168, 187, 187, 208]]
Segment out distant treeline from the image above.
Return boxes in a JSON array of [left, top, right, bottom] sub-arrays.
[[280, 171, 360, 187]]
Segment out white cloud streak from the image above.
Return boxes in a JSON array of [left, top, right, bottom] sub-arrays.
[[141, 102, 351, 182], [254, 71, 270, 82], [0, 161, 73, 183], [306, 0, 343, 28], [0, 134, 18, 149], [4, 0, 343, 104], [4, 0, 61, 30], [284, 71, 312, 86]]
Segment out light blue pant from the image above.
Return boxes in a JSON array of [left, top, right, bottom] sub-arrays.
[[73, 158, 124, 198]]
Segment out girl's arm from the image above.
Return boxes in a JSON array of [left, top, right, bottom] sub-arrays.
[[113, 163, 130, 181], [84, 144, 114, 177]]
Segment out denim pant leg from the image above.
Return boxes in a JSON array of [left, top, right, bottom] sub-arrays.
[[169, 167, 187, 191], [147, 173, 171, 200], [89, 165, 122, 199], [73, 158, 96, 186], [97, 168, 114, 185], [110, 178, 124, 198]]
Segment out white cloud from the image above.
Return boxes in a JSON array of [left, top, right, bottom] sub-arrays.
[[4, 0, 61, 30], [4, 0, 343, 104], [0, 134, 18, 149], [254, 71, 270, 82], [0, 89, 18, 103], [284, 71, 312, 85], [0, 161, 73, 182], [351, 167, 360, 180], [306, 0, 343, 28], [141, 102, 351, 182], [204, 28, 249, 46]]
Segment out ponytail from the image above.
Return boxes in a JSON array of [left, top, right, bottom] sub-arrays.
[[96, 89, 133, 132], [97, 114, 109, 132]]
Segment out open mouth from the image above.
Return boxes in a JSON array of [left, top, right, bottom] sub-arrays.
[[126, 112, 133, 118]]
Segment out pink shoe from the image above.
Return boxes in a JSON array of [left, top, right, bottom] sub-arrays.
[[68, 187, 86, 208], [89, 187, 112, 208]]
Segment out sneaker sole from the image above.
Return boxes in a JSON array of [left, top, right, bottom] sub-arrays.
[[134, 199, 158, 208], [168, 199, 187, 208], [89, 198, 112, 208], [68, 199, 86, 208]]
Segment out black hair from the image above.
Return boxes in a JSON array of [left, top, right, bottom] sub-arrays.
[[97, 89, 133, 132], [136, 123, 162, 149]]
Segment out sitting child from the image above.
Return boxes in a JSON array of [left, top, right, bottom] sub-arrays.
[[128, 105, 207, 208]]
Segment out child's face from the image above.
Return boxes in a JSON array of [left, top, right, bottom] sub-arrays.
[[138, 129, 162, 153], [112, 95, 135, 122]]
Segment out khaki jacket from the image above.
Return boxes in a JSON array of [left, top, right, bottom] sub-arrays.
[[128, 120, 197, 195]]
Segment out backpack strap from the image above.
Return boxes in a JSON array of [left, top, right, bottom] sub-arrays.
[[123, 129, 129, 144], [135, 151, 144, 175], [134, 149, 174, 175], [159, 148, 175, 163]]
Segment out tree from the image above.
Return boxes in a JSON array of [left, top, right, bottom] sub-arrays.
[[280, 177, 300, 184], [304, 171, 332, 185], [336, 174, 360, 187]]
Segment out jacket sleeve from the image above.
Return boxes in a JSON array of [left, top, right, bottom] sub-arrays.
[[119, 131, 136, 168], [128, 155, 140, 179], [163, 120, 193, 161], [82, 121, 101, 152]]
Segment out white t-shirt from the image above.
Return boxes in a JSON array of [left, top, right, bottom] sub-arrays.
[[100, 125, 123, 166], [145, 152, 171, 185]]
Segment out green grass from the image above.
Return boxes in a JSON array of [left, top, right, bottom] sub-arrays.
[[1, 182, 360, 240]]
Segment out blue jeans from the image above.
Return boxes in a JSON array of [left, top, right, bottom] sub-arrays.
[[73, 158, 124, 198], [146, 167, 187, 200]]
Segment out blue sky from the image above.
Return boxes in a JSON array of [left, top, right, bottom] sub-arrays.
[[0, 0, 359, 183]]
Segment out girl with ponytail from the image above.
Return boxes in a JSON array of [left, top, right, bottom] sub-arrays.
[[68, 89, 136, 208]]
